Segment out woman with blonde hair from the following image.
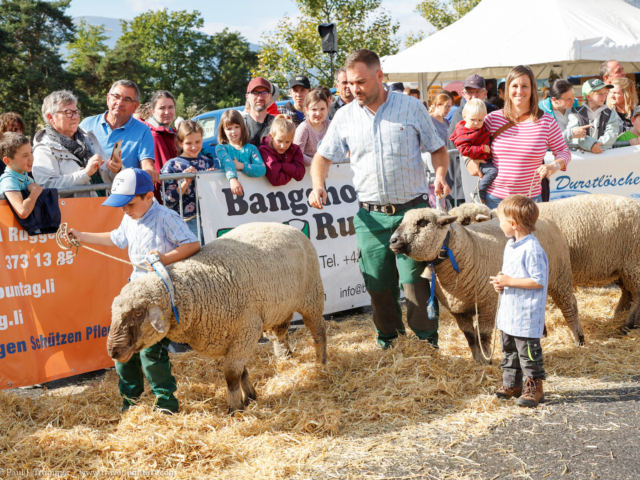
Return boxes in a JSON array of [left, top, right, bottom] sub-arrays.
[[607, 76, 638, 133], [466, 65, 571, 209], [429, 93, 453, 145]]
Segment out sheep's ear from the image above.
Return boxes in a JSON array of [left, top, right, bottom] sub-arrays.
[[476, 214, 490, 222], [436, 216, 457, 226], [417, 218, 430, 228], [148, 305, 167, 334]]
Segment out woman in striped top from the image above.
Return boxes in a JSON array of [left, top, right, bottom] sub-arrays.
[[466, 65, 571, 209]]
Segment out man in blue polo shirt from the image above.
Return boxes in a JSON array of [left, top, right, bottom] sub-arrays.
[[80, 80, 158, 182]]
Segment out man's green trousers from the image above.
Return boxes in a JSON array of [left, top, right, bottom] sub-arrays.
[[353, 202, 439, 348]]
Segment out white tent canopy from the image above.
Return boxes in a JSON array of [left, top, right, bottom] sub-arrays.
[[382, 0, 640, 88]]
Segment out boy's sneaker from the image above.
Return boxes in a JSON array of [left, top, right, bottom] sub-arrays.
[[495, 384, 522, 399], [516, 378, 545, 408]]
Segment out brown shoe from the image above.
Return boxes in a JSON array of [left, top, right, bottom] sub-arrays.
[[496, 384, 522, 399], [516, 378, 544, 408]]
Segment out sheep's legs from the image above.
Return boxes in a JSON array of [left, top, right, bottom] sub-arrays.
[[614, 280, 632, 317], [548, 285, 585, 346], [241, 367, 257, 406], [224, 367, 245, 414], [302, 315, 327, 364], [623, 299, 640, 331], [264, 316, 293, 359], [225, 327, 261, 414], [616, 274, 640, 331], [225, 363, 258, 413]]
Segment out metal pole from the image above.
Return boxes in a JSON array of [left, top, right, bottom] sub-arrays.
[[178, 181, 184, 220], [453, 154, 459, 207], [195, 176, 202, 244], [330, 52, 335, 82]]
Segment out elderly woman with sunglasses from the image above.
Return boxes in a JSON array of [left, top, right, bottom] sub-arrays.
[[33, 90, 122, 197]]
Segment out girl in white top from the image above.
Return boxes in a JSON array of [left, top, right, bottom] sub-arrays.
[[293, 89, 331, 165]]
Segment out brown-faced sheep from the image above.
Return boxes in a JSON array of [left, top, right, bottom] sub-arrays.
[[106, 222, 327, 413], [451, 195, 640, 331], [389, 209, 584, 364]]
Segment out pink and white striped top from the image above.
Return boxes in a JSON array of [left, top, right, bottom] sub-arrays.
[[484, 110, 571, 199]]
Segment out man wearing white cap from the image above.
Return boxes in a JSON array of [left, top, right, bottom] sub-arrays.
[[69, 168, 200, 414]]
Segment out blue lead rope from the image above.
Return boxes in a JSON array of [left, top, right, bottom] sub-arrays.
[[146, 254, 180, 325], [427, 246, 460, 319]]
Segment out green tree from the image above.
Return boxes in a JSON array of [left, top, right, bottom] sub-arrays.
[[255, 0, 400, 89], [199, 29, 258, 110], [415, 0, 482, 31], [405, 30, 427, 49], [67, 19, 150, 117], [0, 0, 76, 135], [116, 9, 256, 111], [66, 19, 109, 72], [118, 9, 206, 101]]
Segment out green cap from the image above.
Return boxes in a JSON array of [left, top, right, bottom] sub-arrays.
[[582, 78, 613, 97]]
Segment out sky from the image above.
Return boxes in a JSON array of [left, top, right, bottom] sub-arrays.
[[65, 0, 434, 47]]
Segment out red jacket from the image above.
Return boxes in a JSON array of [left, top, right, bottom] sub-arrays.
[[143, 119, 177, 202], [143, 119, 178, 172], [259, 136, 305, 186], [449, 120, 491, 160]]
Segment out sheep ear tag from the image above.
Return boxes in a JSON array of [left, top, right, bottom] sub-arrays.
[[148, 306, 166, 333], [146, 253, 180, 325]]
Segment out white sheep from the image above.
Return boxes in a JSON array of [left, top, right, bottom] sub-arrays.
[[390, 209, 584, 364], [448, 203, 492, 226], [537, 195, 640, 331], [106, 222, 327, 413], [451, 195, 640, 331]]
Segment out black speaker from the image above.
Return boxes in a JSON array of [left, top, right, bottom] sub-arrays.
[[318, 23, 337, 54]]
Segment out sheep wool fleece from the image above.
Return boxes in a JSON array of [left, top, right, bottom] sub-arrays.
[[354, 202, 439, 347]]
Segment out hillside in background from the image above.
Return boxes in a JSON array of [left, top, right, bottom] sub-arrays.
[[75, 16, 125, 49], [72, 16, 260, 52]]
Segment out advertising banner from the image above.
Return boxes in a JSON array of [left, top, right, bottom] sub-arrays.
[[458, 146, 640, 202], [198, 166, 370, 315], [0, 198, 128, 389], [547, 146, 640, 199]]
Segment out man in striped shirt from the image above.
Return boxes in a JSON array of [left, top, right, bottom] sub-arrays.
[[309, 49, 450, 349]]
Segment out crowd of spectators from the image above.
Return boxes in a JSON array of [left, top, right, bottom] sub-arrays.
[[1, 49, 639, 409], [0, 57, 638, 218]]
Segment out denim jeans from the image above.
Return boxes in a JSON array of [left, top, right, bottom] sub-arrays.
[[485, 193, 542, 210]]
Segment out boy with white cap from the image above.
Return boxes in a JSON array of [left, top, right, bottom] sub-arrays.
[[69, 168, 200, 414]]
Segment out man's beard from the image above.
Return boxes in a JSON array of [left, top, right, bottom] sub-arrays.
[[356, 84, 380, 107], [253, 104, 266, 112]]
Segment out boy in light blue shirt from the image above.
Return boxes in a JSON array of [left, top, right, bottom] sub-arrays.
[[69, 168, 200, 414], [0, 132, 43, 219], [490, 195, 549, 408]]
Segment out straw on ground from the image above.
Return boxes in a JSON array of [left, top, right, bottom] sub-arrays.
[[1, 287, 638, 479]]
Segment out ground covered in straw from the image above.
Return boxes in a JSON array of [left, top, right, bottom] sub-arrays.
[[2, 287, 639, 479]]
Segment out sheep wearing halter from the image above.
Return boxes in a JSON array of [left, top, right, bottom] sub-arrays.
[[389, 208, 584, 364], [106, 222, 327, 413], [451, 195, 640, 331]]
